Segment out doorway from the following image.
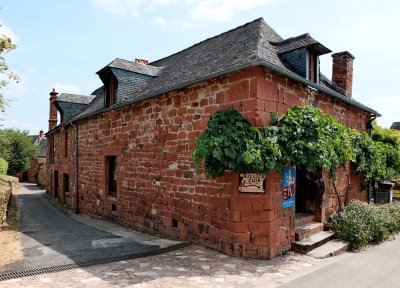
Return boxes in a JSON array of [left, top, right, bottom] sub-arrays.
[[295, 166, 323, 222]]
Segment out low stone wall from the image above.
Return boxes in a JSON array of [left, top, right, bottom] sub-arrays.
[[0, 175, 19, 229]]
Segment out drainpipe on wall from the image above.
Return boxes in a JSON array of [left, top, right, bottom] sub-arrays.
[[367, 114, 378, 203], [71, 122, 79, 213]]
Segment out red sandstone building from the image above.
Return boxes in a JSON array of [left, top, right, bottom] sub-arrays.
[[46, 18, 379, 259]]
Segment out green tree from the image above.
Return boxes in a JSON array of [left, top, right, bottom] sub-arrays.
[[0, 129, 38, 175], [0, 20, 19, 116]]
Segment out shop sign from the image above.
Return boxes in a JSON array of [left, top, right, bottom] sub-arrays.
[[239, 173, 266, 193]]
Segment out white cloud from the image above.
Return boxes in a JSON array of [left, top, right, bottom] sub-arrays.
[[52, 83, 82, 94], [189, 0, 276, 22], [0, 22, 18, 44], [92, 0, 143, 17], [151, 16, 169, 27], [365, 96, 400, 128]]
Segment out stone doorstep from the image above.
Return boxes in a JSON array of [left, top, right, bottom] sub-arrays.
[[295, 222, 324, 241], [294, 213, 315, 227], [307, 239, 349, 259], [292, 231, 335, 254]]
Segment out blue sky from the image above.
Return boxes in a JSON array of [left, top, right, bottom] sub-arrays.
[[0, 0, 399, 134]]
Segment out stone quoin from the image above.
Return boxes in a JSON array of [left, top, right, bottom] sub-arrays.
[[45, 18, 380, 259]]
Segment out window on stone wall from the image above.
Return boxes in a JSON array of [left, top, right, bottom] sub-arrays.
[[307, 51, 320, 84], [63, 173, 69, 194], [106, 156, 117, 197], [49, 136, 55, 163], [64, 130, 69, 158], [105, 74, 118, 108]]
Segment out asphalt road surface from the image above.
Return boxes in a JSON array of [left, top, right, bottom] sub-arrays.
[[279, 230, 400, 288], [2, 183, 174, 273]]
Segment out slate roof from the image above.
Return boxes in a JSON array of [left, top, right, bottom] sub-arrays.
[[55, 93, 95, 124], [49, 17, 379, 132], [271, 33, 331, 55], [391, 122, 400, 130], [97, 58, 163, 77]]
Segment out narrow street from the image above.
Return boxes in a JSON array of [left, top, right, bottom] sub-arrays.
[[1, 183, 182, 274]]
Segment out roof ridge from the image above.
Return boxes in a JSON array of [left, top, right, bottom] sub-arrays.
[[270, 33, 311, 45], [149, 17, 265, 66]]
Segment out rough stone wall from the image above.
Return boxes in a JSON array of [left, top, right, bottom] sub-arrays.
[[46, 127, 75, 208], [46, 66, 370, 259]]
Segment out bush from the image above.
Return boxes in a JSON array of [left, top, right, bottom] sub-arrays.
[[0, 157, 7, 174], [330, 201, 400, 249]]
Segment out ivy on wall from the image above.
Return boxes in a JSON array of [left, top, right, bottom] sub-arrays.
[[193, 106, 400, 207]]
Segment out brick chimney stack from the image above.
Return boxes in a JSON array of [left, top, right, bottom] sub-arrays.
[[332, 51, 355, 98], [48, 88, 58, 130], [134, 58, 148, 65]]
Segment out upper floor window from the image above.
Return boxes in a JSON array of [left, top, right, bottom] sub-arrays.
[[307, 52, 319, 84], [49, 136, 55, 163], [105, 74, 118, 108], [64, 130, 69, 158]]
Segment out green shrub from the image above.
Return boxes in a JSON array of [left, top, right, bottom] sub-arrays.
[[0, 157, 8, 174], [330, 201, 400, 249]]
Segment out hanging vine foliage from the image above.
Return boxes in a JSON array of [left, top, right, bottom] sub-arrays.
[[193, 106, 400, 203], [192, 109, 281, 178]]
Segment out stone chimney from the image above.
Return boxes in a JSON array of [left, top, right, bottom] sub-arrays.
[[135, 58, 148, 65], [39, 129, 44, 139], [48, 88, 58, 130], [332, 51, 355, 97]]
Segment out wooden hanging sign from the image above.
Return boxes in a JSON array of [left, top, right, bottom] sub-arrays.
[[239, 173, 266, 194]]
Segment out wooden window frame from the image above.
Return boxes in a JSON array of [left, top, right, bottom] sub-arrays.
[[105, 75, 118, 108]]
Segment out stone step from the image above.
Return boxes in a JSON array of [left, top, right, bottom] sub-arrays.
[[307, 239, 349, 259], [295, 213, 315, 226], [295, 222, 323, 241], [292, 231, 335, 254]]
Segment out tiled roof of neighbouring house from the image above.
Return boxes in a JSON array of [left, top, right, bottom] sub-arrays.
[[50, 17, 379, 131], [391, 122, 400, 130]]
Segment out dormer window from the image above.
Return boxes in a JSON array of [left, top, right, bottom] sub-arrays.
[[307, 52, 319, 84], [105, 74, 118, 108]]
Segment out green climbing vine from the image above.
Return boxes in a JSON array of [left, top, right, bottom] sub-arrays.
[[192, 109, 281, 178], [193, 106, 400, 207]]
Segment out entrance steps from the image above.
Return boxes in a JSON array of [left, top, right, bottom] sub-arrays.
[[292, 213, 349, 258]]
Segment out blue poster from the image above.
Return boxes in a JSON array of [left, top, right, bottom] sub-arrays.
[[282, 167, 296, 208]]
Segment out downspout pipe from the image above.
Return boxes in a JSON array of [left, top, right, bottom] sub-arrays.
[[71, 122, 79, 213], [367, 114, 378, 203]]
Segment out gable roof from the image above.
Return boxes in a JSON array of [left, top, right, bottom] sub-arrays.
[[49, 17, 380, 132]]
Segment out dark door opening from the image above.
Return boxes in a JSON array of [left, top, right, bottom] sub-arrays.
[[295, 166, 323, 221], [22, 172, 28, 182]]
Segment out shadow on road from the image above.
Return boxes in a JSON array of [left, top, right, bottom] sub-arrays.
[[1, 183, 164, 274]]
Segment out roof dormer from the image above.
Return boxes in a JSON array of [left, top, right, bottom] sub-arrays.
[[271, 33, 331, 84], [97, 58, 163, 108]]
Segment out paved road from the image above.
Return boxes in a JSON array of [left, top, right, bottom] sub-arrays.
[[2, 183, 181, 273], [279, 232, 400, 288]]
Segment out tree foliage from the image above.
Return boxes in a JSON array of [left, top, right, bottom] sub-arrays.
[[0, 129, 38, 175], [0, 21, 19, 116]]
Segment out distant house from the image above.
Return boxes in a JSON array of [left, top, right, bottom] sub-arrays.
[[45, 18, 379, 259], [17, 130, 47, 186], [391, 122, 400, 130]]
